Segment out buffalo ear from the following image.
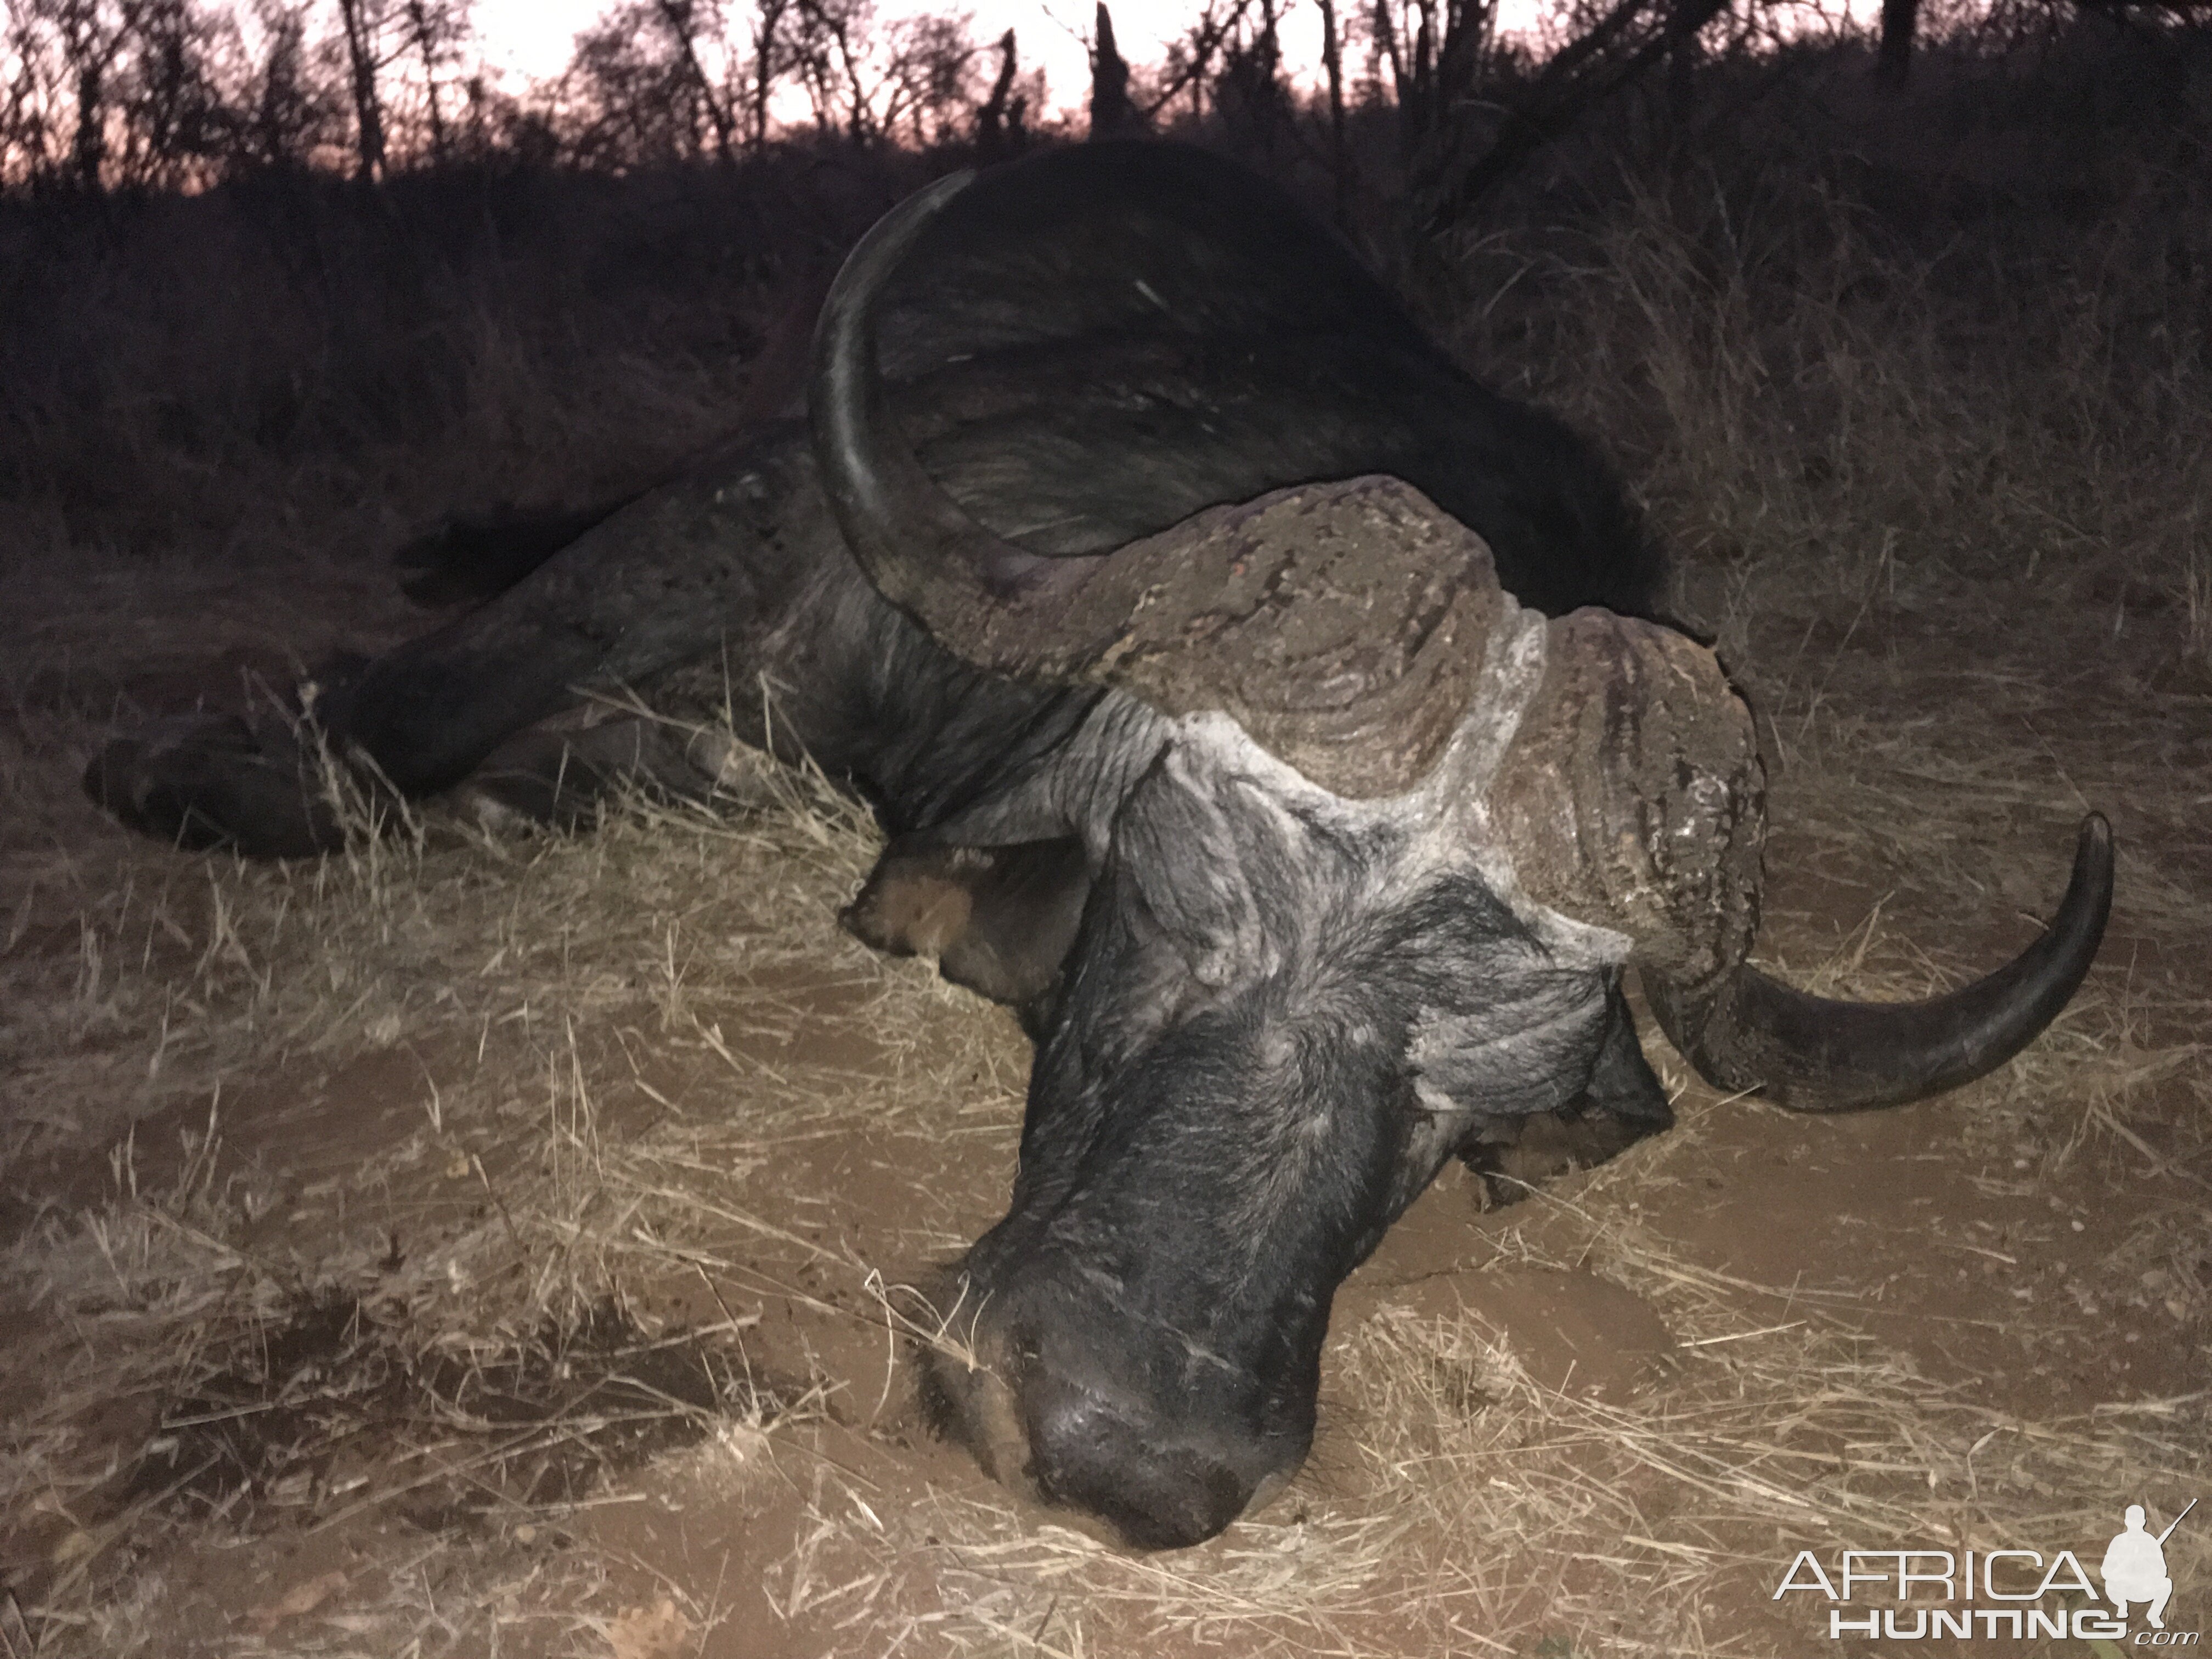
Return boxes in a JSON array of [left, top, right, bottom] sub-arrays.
[[1451, 978, 1674, 1205], [843, 836, 1091, 1007], [1407, 957, 1617, 1126]]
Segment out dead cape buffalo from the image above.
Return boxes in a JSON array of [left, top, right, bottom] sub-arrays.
[[87, 142, 2112, 1550]]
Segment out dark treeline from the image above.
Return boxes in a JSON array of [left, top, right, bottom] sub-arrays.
[[1, 0, 2206, 566], [0, 0, 1051, 191], [4, 0, 2203, 238]]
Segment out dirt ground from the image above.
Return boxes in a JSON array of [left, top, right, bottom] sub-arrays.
[[1, 472, 2205, 1658]]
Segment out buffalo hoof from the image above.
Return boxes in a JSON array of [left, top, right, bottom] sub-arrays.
[[84, 711, 358, 857]]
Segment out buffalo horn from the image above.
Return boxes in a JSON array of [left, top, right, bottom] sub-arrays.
[[819, 171, 2114, 1111], [1486, 610, 2112, 1110], [810, 168, 1104, 667], [1641, 815, 2112, 1111], [812, 174, 1521, 796]]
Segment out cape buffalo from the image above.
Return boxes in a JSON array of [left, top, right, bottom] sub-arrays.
[[87, 142, 2112, 1550]]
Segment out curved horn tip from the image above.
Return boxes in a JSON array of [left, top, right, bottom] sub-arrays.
[[2072, 810, 2113, 883], [1652, 809, 2115, 1115], [810, 165, 1064, 641], [811, 167, 978, 402]]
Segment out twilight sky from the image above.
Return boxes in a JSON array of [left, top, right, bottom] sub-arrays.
[[462, 0, 1861, 125], [469, 0, 1385, 118]]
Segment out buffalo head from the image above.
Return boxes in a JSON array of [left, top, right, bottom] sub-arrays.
[[812, 168, 2112, 1548]]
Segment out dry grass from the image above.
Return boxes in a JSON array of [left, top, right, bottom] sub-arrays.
[[630, 1183, 2205, 1657], [0, 699, 1036, 1651], [3, 72, 2210, 1659]]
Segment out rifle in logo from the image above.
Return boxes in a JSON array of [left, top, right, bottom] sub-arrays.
[[2164, 1503, 2200, 1545]]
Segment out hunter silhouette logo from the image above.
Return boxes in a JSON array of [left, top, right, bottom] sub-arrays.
[[2105, 1500, 2193, 1631], [1772, 1498, 2198, 1641]]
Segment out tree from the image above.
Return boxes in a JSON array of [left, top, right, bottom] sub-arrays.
[[746, 0, 794, 148], [1876, 0, 1918, 84], [973, 26, 1026, 160], [565, 0, 740, 165], [878, 11, 980, 148], [1316, 0, 1353, 220], [1211, 0, 1291, 149], [23, 0, 143, 190], [1403, 0, 1736, 243], [399, 0, 471, 159], [2, 5, 67, 186], [332, 0, 390, 179], [652, 0, 738, 159], [235, 0, 341, 171], [786, 0, 876, 141], [1368, 0, 1408, 109], [112, 0, 234, 188], [1088, 2, 1136, 137], [1152, 0, 1254, 125]]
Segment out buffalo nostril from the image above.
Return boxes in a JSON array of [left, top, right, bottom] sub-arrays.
[[1023, 1380, 1259, 1550]]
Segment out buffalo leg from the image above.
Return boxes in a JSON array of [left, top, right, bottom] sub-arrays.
[[82, 599, 612, 856], [86, 437, 829, 857], [393, 498, 644, 607], [451, 714, 737, 834], [84, 708, 361, 858]]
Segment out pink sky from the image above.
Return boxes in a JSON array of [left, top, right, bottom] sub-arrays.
[[470, 0, 1380, 119], [467, 0, 1866, 123]]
